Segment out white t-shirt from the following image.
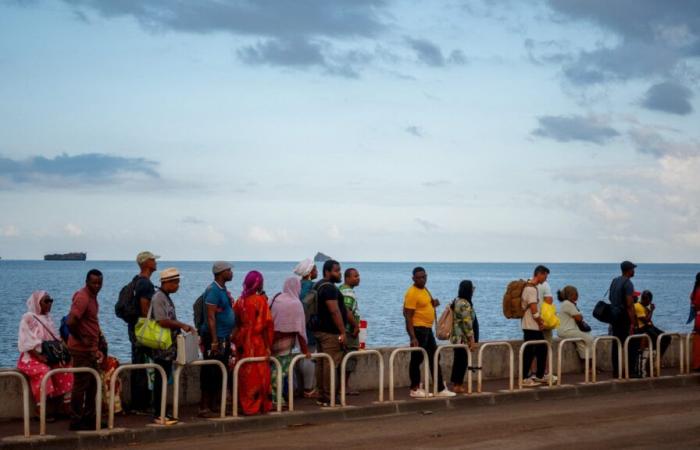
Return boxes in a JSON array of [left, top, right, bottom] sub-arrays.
[[521, 284, 540, 331], [538, 281, 552, 304], [557, 300, 581, 334]]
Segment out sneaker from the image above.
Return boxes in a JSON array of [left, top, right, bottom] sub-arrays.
[[315, 398, 331, 407], [409, 388, 429, 398], [153, 416, 178, 426], [436, 389, 457, 398], [521, 378, 541, 387], [533, 375, 557, 383]]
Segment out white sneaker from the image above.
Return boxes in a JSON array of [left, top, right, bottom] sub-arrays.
[[533, 375, 557, 383], [409, 388, 429, 398], [436, 389, 457, 398], [521, 378, 541, 387]]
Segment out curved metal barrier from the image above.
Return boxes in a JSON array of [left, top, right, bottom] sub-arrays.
[[108, 363, 167, 429], [476, 342, 514, 393], [624, 334, 654, 379], [40, 367, 101, 435], [288, 353, 334, 411], [233, 356, 282, 417], [340, 350, 384, 406], [388, 347, 429, 401], [518, 340, 553, 389], [655, 332, 684, 376], [591, 336, 623, 382], [434, 344, 472, 395], [172, 359, 227, 419], [556, 338, 589, 386], [0, 370, 31, 438], [685, 332, 695, 374]]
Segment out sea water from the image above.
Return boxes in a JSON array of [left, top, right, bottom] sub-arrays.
[[0, 260, 696, 367]]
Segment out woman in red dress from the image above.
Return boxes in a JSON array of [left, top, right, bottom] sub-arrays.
[[233, 271, 275, 415], [691, 272, 700, 371]]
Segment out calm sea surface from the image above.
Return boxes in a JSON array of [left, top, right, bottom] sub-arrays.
[[0, 260, 696, 367]]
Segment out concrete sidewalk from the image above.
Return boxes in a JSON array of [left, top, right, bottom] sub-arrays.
[[1, 373, 698, 449]]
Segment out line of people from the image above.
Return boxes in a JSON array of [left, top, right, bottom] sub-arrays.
[[15, 253, 700, 431]]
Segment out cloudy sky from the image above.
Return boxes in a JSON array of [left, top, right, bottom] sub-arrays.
[[1, 0, 699, 262]]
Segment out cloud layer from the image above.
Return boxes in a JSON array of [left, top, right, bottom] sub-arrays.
[[641, 81, 694, 115], [532, 115, 620, 144]]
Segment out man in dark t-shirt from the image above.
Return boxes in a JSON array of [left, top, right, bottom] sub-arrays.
[[608, 260, 638, 377], [313, 259, 347, 405], [128, 251, 159, 414]]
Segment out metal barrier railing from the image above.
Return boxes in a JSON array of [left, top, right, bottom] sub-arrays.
[[476, 342, 514, 393], [624, 334, 654, 379], [340, 350, 384, 406], [388, 347, 429, 401], [655, 332, 684, 376], [232, 356, 282, 417], [40, 367, 101, 435], [434, 344, 472, 395], [0, 370, 30, 438], [172, 359, 227, 419], [288, 353, 334, 411], [556, 338, 589, 386], [685, 332, 695, 374], [518, 340, 553, 389], [591, 336, 623, 382], [108, 363, 167, 429]]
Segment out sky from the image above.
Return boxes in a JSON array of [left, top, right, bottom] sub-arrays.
[[0, 0, 699, 263]]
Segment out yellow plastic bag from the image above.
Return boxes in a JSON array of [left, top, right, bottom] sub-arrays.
[[541, 302, 560, 330]]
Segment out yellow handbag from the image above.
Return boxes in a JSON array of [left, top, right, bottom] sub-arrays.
[[541, 301, 560, 330], [134, 304, 172, 350]]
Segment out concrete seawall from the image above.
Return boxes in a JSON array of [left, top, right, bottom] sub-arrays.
[[0, 336, 685, 419]]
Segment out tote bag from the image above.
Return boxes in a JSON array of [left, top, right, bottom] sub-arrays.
[[135, 304, 172, 350]]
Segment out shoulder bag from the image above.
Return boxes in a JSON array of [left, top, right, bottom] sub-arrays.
[[32, 315, 72, 365]]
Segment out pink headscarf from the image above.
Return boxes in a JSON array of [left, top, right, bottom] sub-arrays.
[[241, 270, 264, 299], [18, 291, 59, 362], [269, 277, 306, 344]]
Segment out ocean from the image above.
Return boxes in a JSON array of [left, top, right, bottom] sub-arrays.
[[0, 260, 696, 367]]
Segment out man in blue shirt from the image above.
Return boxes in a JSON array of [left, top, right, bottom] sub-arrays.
[[198, 261, 235, 417]]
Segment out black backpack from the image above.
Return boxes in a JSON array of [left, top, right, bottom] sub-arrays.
[[303, 281, 332, 331], [193, 284, 214, 334], [115, 276, 141, 324]]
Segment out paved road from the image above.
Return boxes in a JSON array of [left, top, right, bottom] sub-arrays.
[[134, 386, 700, 449]]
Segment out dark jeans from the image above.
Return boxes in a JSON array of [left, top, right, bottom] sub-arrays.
[[611, 319, 637, 377], [451, 348, 469, 385], [522, 330, 546, 379], [640, 325, 671, 357], [409, 327, 443, 391], [200, 335, 231, 409], [69, 350, 99, 428], [130, 339, 152, 412], [152, 358, 173, 418]]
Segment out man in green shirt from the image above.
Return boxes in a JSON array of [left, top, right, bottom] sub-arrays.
[[339, 268, 361, 394]]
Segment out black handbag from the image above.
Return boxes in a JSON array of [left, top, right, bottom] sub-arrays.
[[592, 300, 612, 324], [577, 319, 592, 332], [33, 315, 72, 365]]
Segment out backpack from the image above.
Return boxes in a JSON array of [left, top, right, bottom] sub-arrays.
[[59, 315, 71, 341], [436, 300, 455, 340], [193, 285, 214, 335], [115, 276, 141, 324], [502, 279, 533, 319], [303, 281, 332, 331]]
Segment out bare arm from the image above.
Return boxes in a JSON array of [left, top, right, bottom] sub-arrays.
[[139, 298, 150, 317], [625, 295, 636, 331], [206, 304, 218, 342], [325, 300, 346, 344], [157, 318, 193, 333], [403, 308, 418, 347], [298, 334, 310, 356], [528, 302, 544, 330]]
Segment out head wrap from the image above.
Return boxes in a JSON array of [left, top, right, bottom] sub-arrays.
[[18, 291, 58, 361], [293, 259, 315, 277], [241, 270, 264, 298], [269, 277, 306, 345]]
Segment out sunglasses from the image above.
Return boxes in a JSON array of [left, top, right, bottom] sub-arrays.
[[43, 297, 54, 303]]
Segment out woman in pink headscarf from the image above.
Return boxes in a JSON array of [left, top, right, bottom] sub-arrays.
[[17, 291, 73, 418], [269, 277, 311, 402], [233, 271, 274, 415]]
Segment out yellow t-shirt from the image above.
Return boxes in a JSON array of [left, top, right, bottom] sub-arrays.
[[634, 302, 648, 328], [404, 286, 435, 328]]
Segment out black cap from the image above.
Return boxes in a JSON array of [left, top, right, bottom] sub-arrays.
[[621, 260, 637, 272]]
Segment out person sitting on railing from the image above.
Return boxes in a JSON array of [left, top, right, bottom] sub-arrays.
[[449, 280, 477, 394], [690, 272, 700, 371], [17, 290, 74, 422], [269, 276, 311, 406], [555, 286, 593, 368], [635, 290, 670, 362]]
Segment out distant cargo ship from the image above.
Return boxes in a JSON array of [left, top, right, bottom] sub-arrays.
[[44, 252, 87, 261]]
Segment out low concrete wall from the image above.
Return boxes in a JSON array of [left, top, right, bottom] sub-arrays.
[[0, 336, 686, 419]]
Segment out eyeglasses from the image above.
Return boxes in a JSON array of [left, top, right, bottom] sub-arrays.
[[43, 297, 54, 303]]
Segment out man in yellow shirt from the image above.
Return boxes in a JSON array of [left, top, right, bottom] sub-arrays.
[[403, 267, 455, 398]]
